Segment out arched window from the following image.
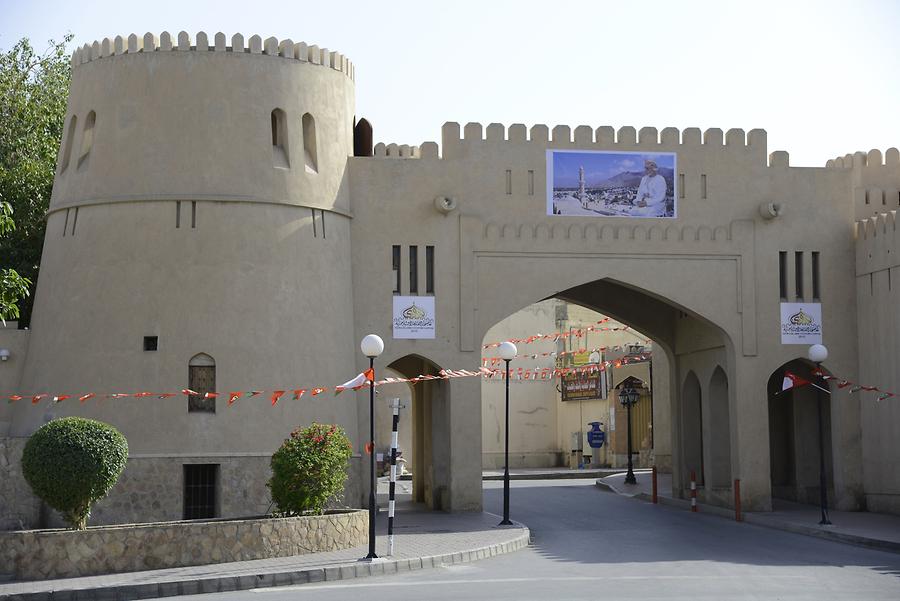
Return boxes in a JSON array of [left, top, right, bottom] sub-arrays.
[[78, 111, 97, 169], [302, 112, 318, 173], [188, 353, 216, 413], [271, 108, 289, 168], [77, 111, 95, 169], [60, 115, 77, 173]]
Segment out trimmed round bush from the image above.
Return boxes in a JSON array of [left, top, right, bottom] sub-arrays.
[[22, 417, 128, 530], [268, 423, 353, 515]]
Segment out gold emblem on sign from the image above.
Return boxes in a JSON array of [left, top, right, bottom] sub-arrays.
[[402, 303, 426, 319], [790, 309, 814, 325]]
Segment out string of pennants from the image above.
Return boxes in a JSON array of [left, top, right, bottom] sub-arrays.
[[482, 319, 629, 348], [482, 346, 652, 363], [482, 352, 651, 372], [813, 368, 897, 402], [6, 368, 496, 406], [7, 359, 652, 406]]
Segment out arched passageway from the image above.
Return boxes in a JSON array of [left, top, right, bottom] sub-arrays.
[[384, 355, 449, 510], [767, 359, 833, 506]]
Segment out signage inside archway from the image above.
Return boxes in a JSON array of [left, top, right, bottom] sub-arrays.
[[393, 296, 435, 339], [780, 303, 822, 344], [561, 371, 607, 401], [547, 149, 677, 218]]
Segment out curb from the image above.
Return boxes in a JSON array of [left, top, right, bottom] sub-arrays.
[[1, 527, 530, 601], [598, 479, 900, 555], [483, 469, 629, 481]]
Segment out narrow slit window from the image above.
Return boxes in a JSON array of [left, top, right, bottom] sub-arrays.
[[505, 170, 512, 195], [392, 245, 401, 294], [271, 109, 289, 168], [701, 174, 707, 199], [527, 170, 534, 196], [426, 245, 434, 294], [63, 208, 70, 237], [302, 113, 318, 173], [409, 246, 418, 294], [779, 251, 787, 300], [60, 115, 76, 173], [77, 111, 95, 169], [811, 251, 821, 300], [176, 201, 181, 229], [795, 251, 804, 300], [311, 208, 318, 238], [320, 210, 325, 239], [679, 174, 685, 199], [191, 201, 196, 229], [71, 207, 78, 236]]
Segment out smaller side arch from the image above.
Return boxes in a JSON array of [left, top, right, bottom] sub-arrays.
[[188, 353, 216, 413]]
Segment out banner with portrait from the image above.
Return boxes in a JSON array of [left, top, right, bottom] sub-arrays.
[[547, 150, 677, 218]]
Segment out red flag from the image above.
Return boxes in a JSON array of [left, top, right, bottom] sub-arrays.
[[311, 387, 326, 396], [157, 393, 177, 399], [228, 392, 242, 405], [782, 371, 810, 392], [182, 389, 199, 397], [364, 441, 374, 455], [9, 395, 23, 402], [53, 395, 70, 403], [79, 393, 96, 402], [292, 389, 306, 400], [133, 392, 154, 397], [31, 394, 46, 404], [204, 392, 218, 399], [270, 390, 285, 406]]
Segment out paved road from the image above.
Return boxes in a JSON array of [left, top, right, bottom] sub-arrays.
[[165, 480, 900, 600]]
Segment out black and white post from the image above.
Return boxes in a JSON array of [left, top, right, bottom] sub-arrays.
[[387, 397, 404, 556]]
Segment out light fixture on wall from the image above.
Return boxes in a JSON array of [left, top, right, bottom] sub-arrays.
[[360, 333, 385, 560], [0, 349, 9, 362]]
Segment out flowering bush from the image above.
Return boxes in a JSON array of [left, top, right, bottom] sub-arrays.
[[268, 423, 353, 515]]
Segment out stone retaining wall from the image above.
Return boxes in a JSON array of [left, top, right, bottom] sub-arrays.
[[0, 509, 367, 581]]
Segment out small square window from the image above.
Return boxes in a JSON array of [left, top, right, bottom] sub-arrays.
[[144, 336, 158, 351]]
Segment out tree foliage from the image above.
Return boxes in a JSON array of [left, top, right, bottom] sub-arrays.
[[268, 423, 353, 515], [0, 35, 72, 325], [22, 417, 129, 530]]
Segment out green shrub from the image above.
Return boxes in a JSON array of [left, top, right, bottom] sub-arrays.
[[268, 423, 353, 515], [22, 417, 128, 530]]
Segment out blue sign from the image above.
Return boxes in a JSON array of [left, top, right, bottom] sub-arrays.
[[586, 422, 605, 448]]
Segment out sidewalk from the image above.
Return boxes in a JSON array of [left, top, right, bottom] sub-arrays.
[[0, 508, 529, 601], [597, 471, 900, 553]]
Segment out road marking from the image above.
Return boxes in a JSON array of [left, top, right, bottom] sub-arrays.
[[251, 574, 804, 593]]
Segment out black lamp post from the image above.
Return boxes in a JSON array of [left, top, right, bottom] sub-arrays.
[[807, 344, 832, 526], [618, 383, 639, 485], [498, 341, 517, 526], [361, 334, 384, 559]]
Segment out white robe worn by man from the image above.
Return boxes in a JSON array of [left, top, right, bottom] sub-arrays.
[[629, 160, 668, 217]]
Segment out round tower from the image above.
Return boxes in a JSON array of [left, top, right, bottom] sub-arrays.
[[13, 32, 360, 521]]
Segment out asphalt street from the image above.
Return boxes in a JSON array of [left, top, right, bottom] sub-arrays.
[[162, 480, 900, 600]]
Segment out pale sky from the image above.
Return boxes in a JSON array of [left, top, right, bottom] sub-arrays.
[[2, 0, 899, 167]]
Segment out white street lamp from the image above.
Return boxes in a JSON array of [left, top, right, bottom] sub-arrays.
[[497, 341, 517, 525], [360, 334, 384, 559], [807, 343, 831, 525]]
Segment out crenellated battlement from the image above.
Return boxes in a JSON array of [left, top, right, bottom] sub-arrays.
[[856, 210, 900, 275], [439, 122, 771, 162], [70, 32, 355, 81], [826, 148, 900, 169]]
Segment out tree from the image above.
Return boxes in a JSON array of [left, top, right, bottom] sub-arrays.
[[22, 417, 129, 530], [0, 35, 72, 325]]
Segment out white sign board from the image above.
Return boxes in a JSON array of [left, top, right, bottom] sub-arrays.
[[392, 296, 435, 339], [780, 303, 822, 344]]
